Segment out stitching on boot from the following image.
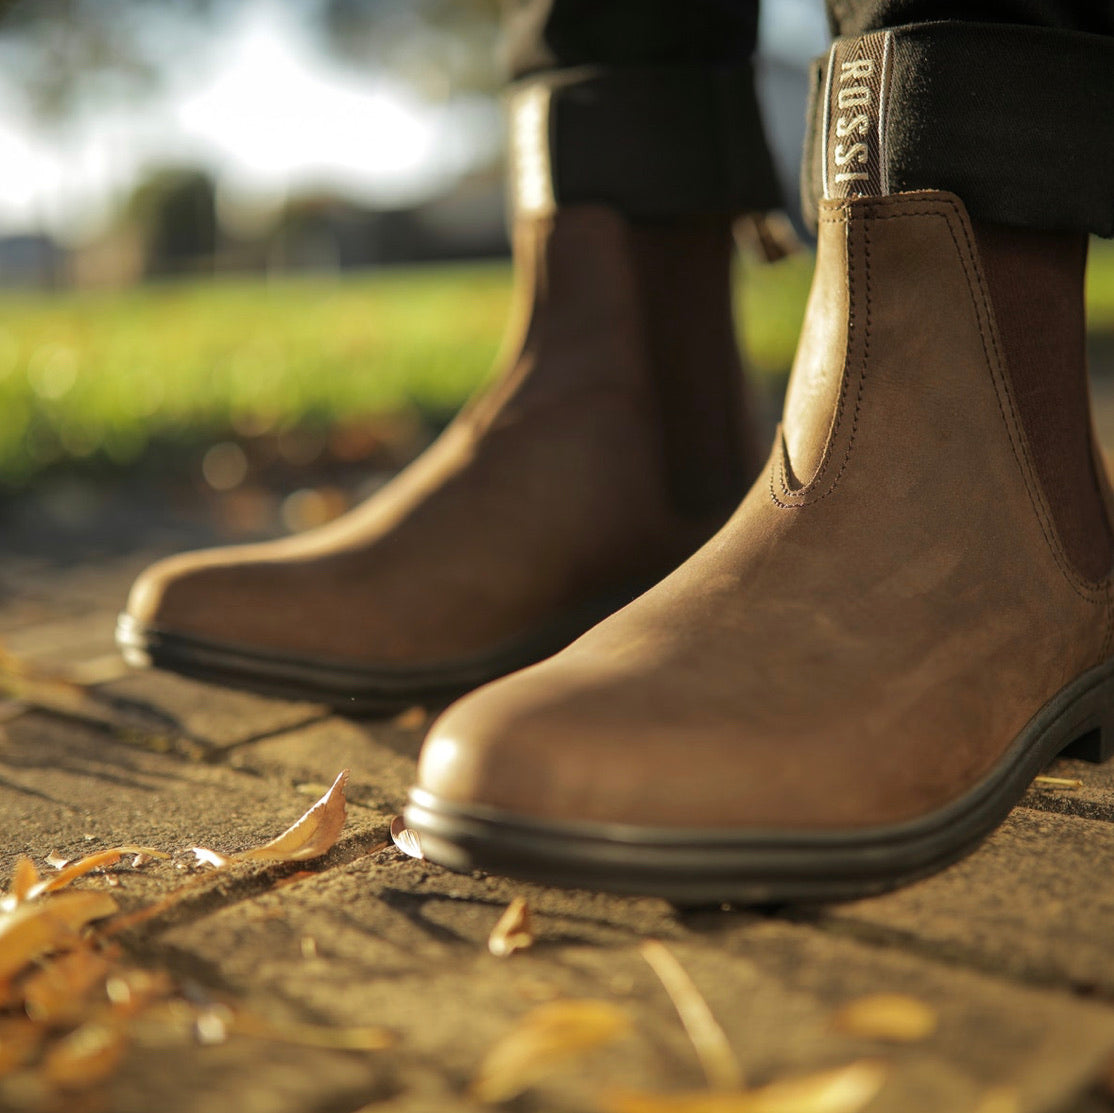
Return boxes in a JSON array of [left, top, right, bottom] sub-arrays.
[[780, 192, 1108, 606], [770, 207, 869, 508], [877, 196, 1109, 603], [931, 201, 1109, 603], [1100, 596, 1114, 664]]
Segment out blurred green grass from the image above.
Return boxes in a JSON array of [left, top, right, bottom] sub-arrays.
[[1, 238, 1113, 489]]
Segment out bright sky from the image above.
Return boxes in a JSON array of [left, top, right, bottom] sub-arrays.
[[0, 1, 502, 241]]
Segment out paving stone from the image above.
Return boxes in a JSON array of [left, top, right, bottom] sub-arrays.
[[225, 712, 430, 812], [1023, 756, 1114, 823], [145, 859, 1114, 1113], [9, 518, 1114, 1112], [96, 670, 330, 753], [0, 711, 383, 871], [811, 805, 1114, 997]]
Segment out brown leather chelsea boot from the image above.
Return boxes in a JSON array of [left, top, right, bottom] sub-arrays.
[[117, 206, 764, 711], [406, 191, 1114, 903]]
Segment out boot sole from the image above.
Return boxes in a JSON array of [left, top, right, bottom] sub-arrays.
[[404, 656, 1114, 904], [114, 585, 649, 715]]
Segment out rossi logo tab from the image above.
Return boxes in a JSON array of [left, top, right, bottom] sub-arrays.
[[823, 32, 892, 199]]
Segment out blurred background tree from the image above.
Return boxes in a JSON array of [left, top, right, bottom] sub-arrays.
[[0, 0, 1108, 551]]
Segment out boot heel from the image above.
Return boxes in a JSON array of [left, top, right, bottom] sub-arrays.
[[1061, 727, 1114, 764]]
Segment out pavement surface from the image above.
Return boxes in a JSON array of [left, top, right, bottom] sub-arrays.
[[5, 379, 1114, 1113]]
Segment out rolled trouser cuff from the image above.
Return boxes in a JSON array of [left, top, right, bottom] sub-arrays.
[[507, 65, 782, 221], [801, 22, 1114, 236]]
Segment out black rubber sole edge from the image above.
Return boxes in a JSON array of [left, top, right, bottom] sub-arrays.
[[115, 584, 649, 714], [403, 655, 1114, 905]]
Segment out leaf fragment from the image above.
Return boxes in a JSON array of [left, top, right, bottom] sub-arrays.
[[238, 769, 349, 862], [10, 857, 39, 901], [743, 1060, 887, 1113], [1033, 775, 1083, 790], [25, 847, 170, 899], [472, 999, 631, 1103], [830, 994, 937, 1043], [602, 1061, 887, 1113], [641, 940, 743, 1091], [45, 851, 69, 870], [389, 815, 423, 859], [190, 847, 233, 869], [489, 897, 534, 958], [41, 1021, 128, 1090], [22, 947, 112, 1026], [0, 891, 119, 982]]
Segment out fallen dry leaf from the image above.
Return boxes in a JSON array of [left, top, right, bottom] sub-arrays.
[[45, 852, 69, 870], [41, 1020, 128, 1090], [1032, 775, 1083, 790], [472, 999, 631, 1104], [602, 1061, 886, 1113], [22, 948, 112, 1026], [489, 897, 534, 958], [742, 1060, 886, 1113], [238, 769, 349, 862], [831, 994, 937, 1043], [389, 815, 423, 859], [10, 857, 39, 901], [641, 940, 743, 1091], [0, 891, 119, 982], [25, 846, 170, 900], [190, 847, 233, 870]]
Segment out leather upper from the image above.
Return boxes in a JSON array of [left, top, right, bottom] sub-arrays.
[[125, 207, 754, 668], [417, 192, 1114, 831]]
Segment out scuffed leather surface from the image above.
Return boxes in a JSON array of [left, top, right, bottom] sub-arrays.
[[419, 192, 1114, 831], [126, 207, 754, 668]]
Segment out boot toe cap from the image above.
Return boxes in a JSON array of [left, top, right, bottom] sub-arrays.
[[123, 545, 299, 648]]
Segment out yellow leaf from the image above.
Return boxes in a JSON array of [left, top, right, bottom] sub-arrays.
[[744, 1061, 887, 1113], [10, 857, 39, 900], [42, 1021, 128, 1090], [23, 947, 112, 1026], [1032, 775, 1082, 790], [0, 891, 118, 982], [641, 940, 742, 1091], [26, 846, 170, 899], [190, 847, 233, 869], [238, 769, 349, 862], [489, 897, 534, 958], [602, 1061, 886, 1113], [472, 999, 631, 1104], [831, 994, 937, 1043]]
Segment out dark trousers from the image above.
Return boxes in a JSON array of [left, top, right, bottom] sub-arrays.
[[501, 1, 1114, 235]]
